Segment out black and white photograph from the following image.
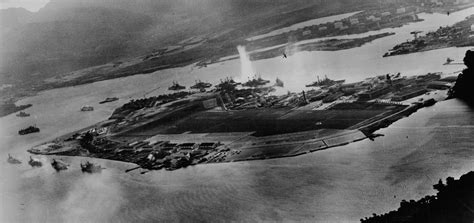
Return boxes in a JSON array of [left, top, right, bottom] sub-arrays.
[[1, 0, 473, 222]]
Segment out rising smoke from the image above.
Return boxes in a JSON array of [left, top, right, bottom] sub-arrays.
[[237, 45, 256, 81]]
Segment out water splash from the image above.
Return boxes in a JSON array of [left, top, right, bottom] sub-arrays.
[[284, 35, 298, 57], [237, 45, 255, 81]]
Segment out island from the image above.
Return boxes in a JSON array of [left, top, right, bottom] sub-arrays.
[[28, 72, 453, 172]]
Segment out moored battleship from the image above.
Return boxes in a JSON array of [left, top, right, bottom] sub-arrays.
[[306, 75, 345, 87], [168, 81, 186, 91], [190, 80, 212, 90], [242, 76, 270, 88], [16, 111, 30, 117]]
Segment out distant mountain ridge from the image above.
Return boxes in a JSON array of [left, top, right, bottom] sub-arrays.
[[0, 0, 318, 85]]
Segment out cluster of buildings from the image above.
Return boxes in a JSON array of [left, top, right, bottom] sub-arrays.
[[275, 6, 420, 43], [114, 140, 222, 170], [412, 0, 472, 7], [38, 69, 457, 171]]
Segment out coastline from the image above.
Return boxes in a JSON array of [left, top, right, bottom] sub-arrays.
[[27, 92, 441, 172]]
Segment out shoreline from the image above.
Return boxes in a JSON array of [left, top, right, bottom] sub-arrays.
[[384, 14, 474, 57], [27, 93, 441, 172], [4, 5, 467, 111]]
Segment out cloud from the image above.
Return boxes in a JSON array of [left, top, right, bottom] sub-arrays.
[[59, 171, 124, 223]]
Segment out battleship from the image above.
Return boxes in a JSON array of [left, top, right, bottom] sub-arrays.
[[80, 161, 103, 173], [16, 111, 30, 117], [51, 159, 69, 171], [18, 125, 40, 135], [242, 76, 270, 88], [305, 75, 345, 88], [28, 156, 42, 167], [168, 81, 186, 91], [99, 97, 119, 104], [190, 80, 212, 90], [7, 154, 21, 164], [214, 78, 241, 93]]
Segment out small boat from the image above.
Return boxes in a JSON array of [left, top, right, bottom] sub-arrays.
[[80, 105, 94, 111], [16, 111, 30, 117], [51, 159, 69, 171], [80, 161, 103, 173], [443, 57, 454, 65], [18, 125, 40, 135], [99, 97, 119, 104], [7, 154, 21, 164], [28, 156, 42, 167]]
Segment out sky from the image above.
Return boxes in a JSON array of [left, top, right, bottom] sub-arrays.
[[0, 0, 50, 12]]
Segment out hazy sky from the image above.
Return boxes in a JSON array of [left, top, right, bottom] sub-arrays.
[[0, 0, 50, 11]]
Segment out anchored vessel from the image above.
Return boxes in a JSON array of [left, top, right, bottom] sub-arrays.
[[443, 57, 455, 65], [7, 154, 21, 164], [18, 125, 40, 135], [80, 161, 102, 173], [242, 76, 270, 88], [99, 97, 119, 104], [51, 159, 69, 171], [80, 105, 94, 111], [190, 80, 212, 90], [306, 75, 345, 88], [28, 156, 42, 167], [168, 81, 186, 91], [16, 111, 30, 117]]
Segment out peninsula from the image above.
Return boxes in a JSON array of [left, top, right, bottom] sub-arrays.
[[29, 72, 453, 172], [384, 15, 474, 57]]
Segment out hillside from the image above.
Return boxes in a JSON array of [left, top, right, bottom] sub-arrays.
[[0, 0, 386, 103]]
